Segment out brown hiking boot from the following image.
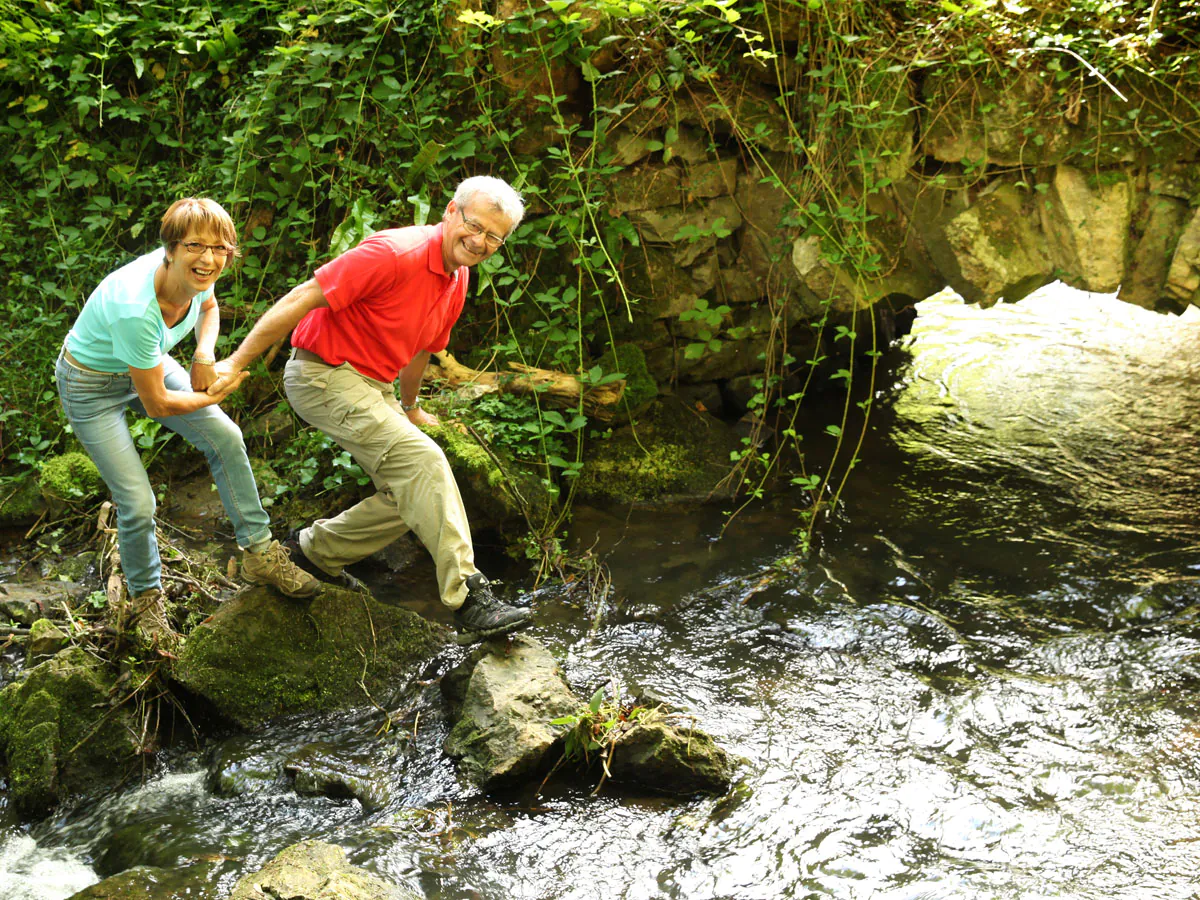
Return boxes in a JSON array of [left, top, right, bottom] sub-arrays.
[[242, 540, 320, 598], [129, 588, 180, 653]]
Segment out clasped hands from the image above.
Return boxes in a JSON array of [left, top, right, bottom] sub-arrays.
[[191, 359, 247, 398]]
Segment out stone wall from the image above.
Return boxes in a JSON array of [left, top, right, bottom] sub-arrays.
[[476, 2, 1200, 393]]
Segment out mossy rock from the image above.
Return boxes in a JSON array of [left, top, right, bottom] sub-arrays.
[[423, 418, 556, 531], [576, 396, 741, 506], [38, 452, 104, 503], [0, 472, 48, 527], [607, 721, 733, 796], [0, 646, 141, 816], [593, 343, 658, 425], [173, 585, 446, 729]]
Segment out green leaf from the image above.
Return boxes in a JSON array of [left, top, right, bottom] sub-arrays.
[[588, 687, 605, 714]]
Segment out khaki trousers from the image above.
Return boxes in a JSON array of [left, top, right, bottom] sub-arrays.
[[283, 356, 475, 608]]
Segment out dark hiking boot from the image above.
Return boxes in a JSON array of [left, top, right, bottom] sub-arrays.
[[242, 539, 320, 598], [283, 530, 365, 593], [453, 573, 532, 644]]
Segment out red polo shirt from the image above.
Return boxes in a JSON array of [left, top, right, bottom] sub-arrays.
[[292, 223, 468, 383]]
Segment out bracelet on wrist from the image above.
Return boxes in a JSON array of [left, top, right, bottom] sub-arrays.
[[192, 352, 216, 366], [401, 397, 422, 413]]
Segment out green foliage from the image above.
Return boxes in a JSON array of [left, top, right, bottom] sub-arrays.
[[2, 0, 1196, 568], [549, 684, 661, 791]]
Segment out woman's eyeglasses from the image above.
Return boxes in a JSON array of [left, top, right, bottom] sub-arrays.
[[178, 241, 236, 258]]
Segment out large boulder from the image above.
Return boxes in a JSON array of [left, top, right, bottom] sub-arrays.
[[443, 634, 578, 790], [229, 840, 418, 900], [172, 586, 444, 729], [0, 647, 141, 816]]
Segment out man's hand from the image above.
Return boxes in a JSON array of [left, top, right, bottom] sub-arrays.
[[407, 407, 439, 428], [190, 360, 217, 392], [205, 359, 245, 397]]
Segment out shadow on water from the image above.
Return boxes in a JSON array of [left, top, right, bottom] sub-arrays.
[[6, 285, 1200, 899]]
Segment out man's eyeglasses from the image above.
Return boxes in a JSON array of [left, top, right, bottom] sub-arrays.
[[459, 210, 507, 249], [177, 241, 236, 258]]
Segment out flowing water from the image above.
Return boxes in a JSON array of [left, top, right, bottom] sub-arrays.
[[5, 286, 1200, 899]]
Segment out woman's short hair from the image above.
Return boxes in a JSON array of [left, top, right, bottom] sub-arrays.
[[452, 177, 525, 234], [160, 198, 240, 254]]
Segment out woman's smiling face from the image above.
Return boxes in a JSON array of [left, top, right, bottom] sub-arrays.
[[164, 230, 231, 298]]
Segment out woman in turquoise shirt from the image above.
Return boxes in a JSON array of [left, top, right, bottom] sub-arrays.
[[56, 198, 317, 645]]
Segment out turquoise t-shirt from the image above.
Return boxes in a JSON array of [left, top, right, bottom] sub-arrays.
[[65, 249, 212, 373]]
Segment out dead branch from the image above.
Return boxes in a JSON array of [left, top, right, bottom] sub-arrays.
[[427, 351, 625, 420]]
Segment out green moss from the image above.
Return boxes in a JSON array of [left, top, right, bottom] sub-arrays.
[[38, 452, 104, 502], [594, 343, 658, 424], [577, 397, 741, 505], [423, 418, 556, 529]]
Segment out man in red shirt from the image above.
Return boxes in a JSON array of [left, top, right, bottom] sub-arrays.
[[211, 176, 530, 641]]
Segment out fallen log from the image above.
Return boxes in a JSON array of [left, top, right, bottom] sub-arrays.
[[427, 351, 625, 420]]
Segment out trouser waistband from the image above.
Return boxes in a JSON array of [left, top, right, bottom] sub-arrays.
[[291, 348, 329, 365], [60, 345, 108, 374]]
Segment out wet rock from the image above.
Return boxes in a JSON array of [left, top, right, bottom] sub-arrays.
[[0, 646, 141, 816], [229, 839, 418, 900], [0, 581, 74, 626], [206, 735, 281, 797], [26, 618, 69, 664], [67, 865, 172, 899], [284, 741, 391, 810], [606, 720, 733, 796], [443, 634, 579, 790], [173, 585, 445, 729]]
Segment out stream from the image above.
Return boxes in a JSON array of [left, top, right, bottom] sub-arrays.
[[4, 285, 1200, 899]]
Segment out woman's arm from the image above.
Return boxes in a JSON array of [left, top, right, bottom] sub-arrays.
[[130, 361, 246, 419], [190, 297, 220, 391]]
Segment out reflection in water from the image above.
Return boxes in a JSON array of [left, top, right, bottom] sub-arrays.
[[5, 285, 1200, 900]]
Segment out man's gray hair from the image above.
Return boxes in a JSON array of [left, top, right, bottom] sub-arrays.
[[453, 176, 525, 234]]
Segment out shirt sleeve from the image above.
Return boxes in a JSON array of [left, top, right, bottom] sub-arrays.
[[314, 234, 399, 312], [110, 309, 162, 370]]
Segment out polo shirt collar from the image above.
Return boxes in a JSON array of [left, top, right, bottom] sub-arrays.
[[428, 222, 449, 277]]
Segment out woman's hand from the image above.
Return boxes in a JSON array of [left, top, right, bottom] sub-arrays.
[[190, 360, 217, 391], [205, 359, 244, 397]]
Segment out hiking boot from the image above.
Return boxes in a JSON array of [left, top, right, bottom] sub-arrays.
[[241, 539, 320, 598], [283, 530, 365, 593], [129, 587, 180, 653], [453, 573, 531, 643]]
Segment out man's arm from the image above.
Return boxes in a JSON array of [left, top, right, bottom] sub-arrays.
[[208, 278, 329, 393], [398, 351, 438, 426]]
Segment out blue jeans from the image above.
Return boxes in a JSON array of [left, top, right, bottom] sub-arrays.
[[55, 353, 271, 594]]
